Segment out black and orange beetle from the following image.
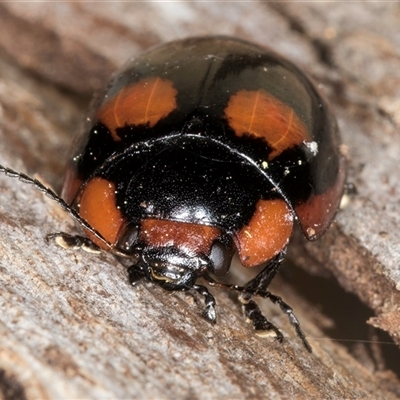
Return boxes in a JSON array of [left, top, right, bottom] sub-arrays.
[[0, 37, 346, 351]]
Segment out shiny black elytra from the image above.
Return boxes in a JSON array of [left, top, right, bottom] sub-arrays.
[[0, 36, 346, 352]]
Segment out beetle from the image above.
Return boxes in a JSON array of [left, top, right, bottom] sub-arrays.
[[0, 36, 346, 352]]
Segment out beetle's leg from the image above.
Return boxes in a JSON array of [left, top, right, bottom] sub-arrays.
[[236, 253, 286, 341], [192, 284, 217, 324], [240, 252, 311, 351], [204, 251, 312, 352], [127, 265, 146, 286], [47, 232, 101, 253], [257, 290, 312, 352], [243, 251, 284, 294], [239, 291, 283, 342], [0, 165, 112, 250]]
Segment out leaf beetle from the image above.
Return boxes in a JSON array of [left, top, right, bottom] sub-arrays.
[[0, 36, 346, 352]]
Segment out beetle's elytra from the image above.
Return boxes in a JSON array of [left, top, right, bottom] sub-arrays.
[[0, 37, 346, 351]]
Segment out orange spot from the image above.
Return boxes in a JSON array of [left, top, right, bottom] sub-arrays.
[[296, 160, 346, 240], [97, 77, 178, 141], [236, 199, 293, 267], [78, 177, 125, 249], [140, 219, 221, 256], [225, 89, 310, 159]]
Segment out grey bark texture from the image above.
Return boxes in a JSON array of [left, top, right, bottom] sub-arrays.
[[1, 2, 400, 399]]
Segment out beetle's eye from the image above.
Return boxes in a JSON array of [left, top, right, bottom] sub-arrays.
[[209, 240, 234, 276], [117, 224, 139, 253]]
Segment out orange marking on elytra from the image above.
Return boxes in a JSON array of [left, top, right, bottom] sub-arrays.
[[247, 89, 260, 134], [145, 77, 160, 123], [140, 219, 221, 256], [112, 89, 123, 130], [97, 77, 178, 141], [235, 199, 293, 267], [78, 177, 125, 248], [272, 108, 294, 151], [296, 159, 346, 240], [225, 89, 309, 159]]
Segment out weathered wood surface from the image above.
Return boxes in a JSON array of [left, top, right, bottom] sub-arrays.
[[1, 2, 400, 399]]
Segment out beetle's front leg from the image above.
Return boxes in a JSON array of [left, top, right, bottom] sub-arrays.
[[193, 284, 217, 324], [239, 291, 283, 342], [243, 251, 284, 294], [241, 252, 312, 352], [127, 265, 146, 286], [47, 232, 101, 253]]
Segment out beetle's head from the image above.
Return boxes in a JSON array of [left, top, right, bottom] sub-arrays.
[[117, 219, 234, 290]]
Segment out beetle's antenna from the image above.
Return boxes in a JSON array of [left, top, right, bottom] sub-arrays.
[[0, 164, 116, 252]]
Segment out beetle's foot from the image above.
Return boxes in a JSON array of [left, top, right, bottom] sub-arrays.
[[47, 232, 101, 254], [265, 292, 312, 353], [239, 293, 284, 342], [128, 265, 145, 286], [193, 284, 217, 323], [203, 303, 217, 324]]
